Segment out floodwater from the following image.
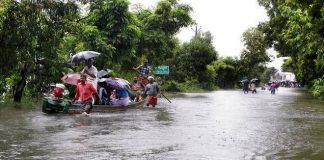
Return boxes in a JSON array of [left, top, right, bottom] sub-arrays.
[[0, 88, 324, 160]]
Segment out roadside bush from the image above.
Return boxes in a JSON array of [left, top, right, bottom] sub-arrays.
[[163, 80, 182, 92], [311, 76, 324, 100], [179, 79, 205, 92]]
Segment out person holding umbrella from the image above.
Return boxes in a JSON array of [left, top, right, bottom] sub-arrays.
[[251, 81, 257, 94], [250, 78, 258, 94], [68, 51, 100, 79], [81, 58, 98, 90], [242, 79, 249, 94], [81, 59, 98, 79], [73, 74, 98, 115]]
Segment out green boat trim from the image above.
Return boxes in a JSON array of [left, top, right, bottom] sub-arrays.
[[42, 96, 147, 114]]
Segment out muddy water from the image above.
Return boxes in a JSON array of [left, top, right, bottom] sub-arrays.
[[0, 88, 324, 159]]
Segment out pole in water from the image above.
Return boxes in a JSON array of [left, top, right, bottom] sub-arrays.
[[161, 92, 171, 103]]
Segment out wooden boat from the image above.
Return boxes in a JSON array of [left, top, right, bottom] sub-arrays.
[[41, 96, 147, 114]]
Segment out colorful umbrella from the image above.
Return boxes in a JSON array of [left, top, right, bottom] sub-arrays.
[[104, 77, 130, 89], [61, 73, 93, 85]]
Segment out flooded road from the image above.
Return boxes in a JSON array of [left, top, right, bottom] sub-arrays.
[[1, 88, 324, 159]]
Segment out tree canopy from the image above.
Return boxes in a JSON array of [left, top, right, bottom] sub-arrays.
[[0, 0, 194, 102], [258, 0, 324, 85]]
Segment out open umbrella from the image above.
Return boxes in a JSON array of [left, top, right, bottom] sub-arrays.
[[97, 69, 113, 78], [68, 51, 101, 63], [61, 73, 93, 85], [104, 77, 130, 89], [250, 78, 259, 83], [240, 79, 249, 83]]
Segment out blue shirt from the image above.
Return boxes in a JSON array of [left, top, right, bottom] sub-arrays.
[[145, 82, 159, 96]]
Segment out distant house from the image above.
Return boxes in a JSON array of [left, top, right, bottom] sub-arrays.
[[280, 72, 296, 82], [270, 72, 296, 82]]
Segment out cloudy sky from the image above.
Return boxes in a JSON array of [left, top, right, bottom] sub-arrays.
[[129, 0, 283, 69]]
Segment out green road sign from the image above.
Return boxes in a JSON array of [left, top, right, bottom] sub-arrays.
[[154, 65, 169, 75]]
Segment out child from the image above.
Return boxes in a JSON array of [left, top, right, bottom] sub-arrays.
[[49, 83, 68, 98]]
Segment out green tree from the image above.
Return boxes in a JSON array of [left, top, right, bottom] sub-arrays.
[[134, 0, 193, 65], [57, 0, 141, 72], [88, 0, 141, 69], [0, 1, 80, 102], [281, 57, 294, 72], [207, 57, 239, 88], [238, 27, 271, 79], [261, 67, 278, 83], [258, 0, 324, 85], [174, 31, 218, 85]]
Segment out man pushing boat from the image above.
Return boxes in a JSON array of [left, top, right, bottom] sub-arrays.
[[72, 74, 98, 115], [144, 76, 159, 107]]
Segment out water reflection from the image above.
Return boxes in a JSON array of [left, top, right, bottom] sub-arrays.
[[0, 88, 324, 159]]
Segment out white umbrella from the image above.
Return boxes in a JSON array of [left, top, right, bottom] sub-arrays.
[[250, 78, 259, 82], [97, 69, 113, 78], [68, 51, 101, 63]]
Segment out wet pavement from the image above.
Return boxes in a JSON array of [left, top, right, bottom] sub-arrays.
[[0, 88, 324, 159]]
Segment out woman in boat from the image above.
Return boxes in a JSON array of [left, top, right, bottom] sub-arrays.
[[111, 88, 130, 106], [97, 80, 110, 105]]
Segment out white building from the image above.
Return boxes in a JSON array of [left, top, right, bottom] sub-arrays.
[[271, 72, 296, 82], [280, 72, 296, 81]]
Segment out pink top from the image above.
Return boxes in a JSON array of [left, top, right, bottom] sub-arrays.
[[75, 82, 97, 101]]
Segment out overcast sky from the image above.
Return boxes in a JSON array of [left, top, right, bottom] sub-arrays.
[[129, 0, 283, 70]]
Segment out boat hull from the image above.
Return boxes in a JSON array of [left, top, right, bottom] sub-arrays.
[[42, 97, 147, 114]]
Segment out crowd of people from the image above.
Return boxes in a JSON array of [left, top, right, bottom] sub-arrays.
[[47, 59, 160, 115], [242, 79, 302, 95], [242, 80, 280, 95], [242, 80, 257, 94]]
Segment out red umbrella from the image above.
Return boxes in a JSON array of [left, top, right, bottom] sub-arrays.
[[61, 73, 93, 85]]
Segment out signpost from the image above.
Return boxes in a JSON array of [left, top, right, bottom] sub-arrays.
[[154, 65, 169, 75], [153, 65, 171, 103]]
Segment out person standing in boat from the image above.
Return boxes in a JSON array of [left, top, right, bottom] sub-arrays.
[[81, 59, 98, 89], [133, 60, 151, 86], [81, 59, 98, 79], [144, 76, 159, 107], [73, 74, 98, 115]]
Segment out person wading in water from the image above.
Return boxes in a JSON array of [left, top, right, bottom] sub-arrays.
[[73, 74, 98, 115]]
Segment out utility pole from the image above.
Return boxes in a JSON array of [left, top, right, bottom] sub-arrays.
[[191, 23, 201, 37]]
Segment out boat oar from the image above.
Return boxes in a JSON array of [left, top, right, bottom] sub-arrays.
[[160, 92, 171, 103]]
